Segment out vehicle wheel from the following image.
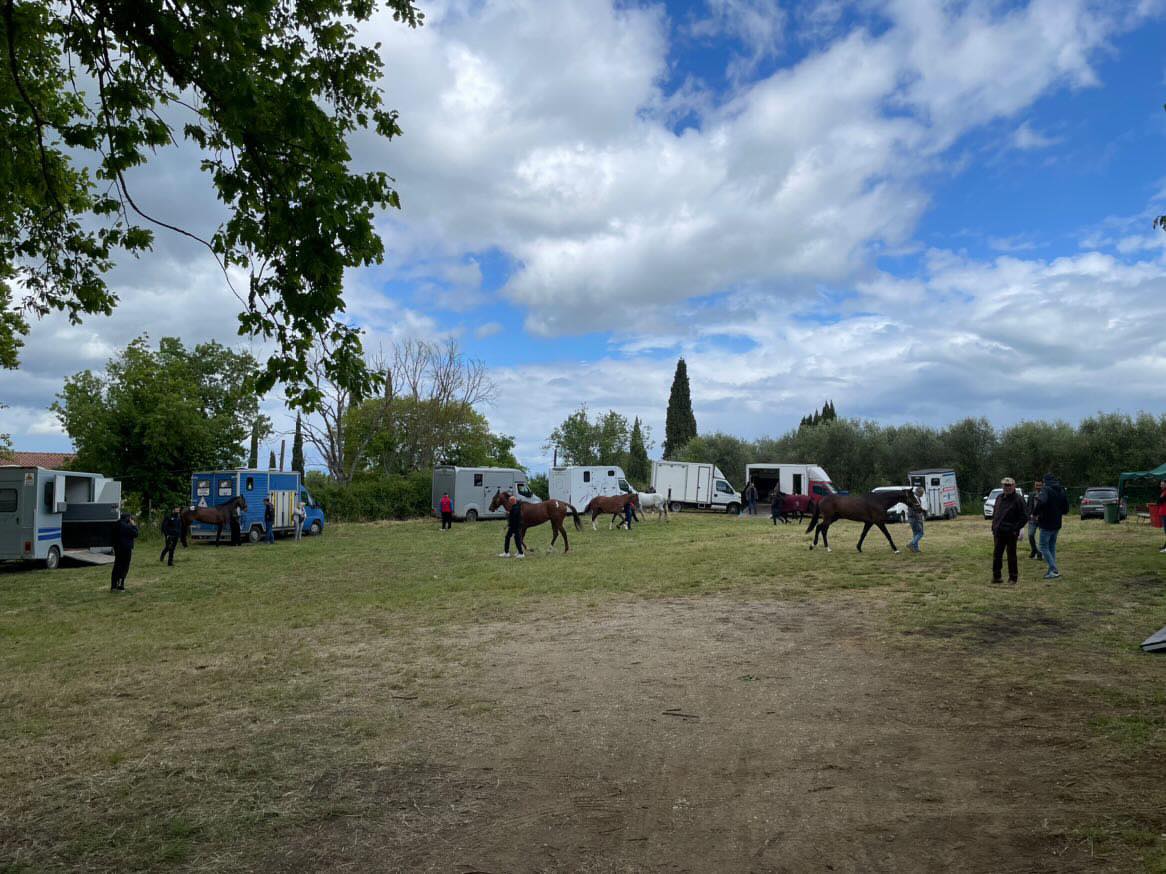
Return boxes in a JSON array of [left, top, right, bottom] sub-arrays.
[[309, 521, 322, 536], [44, 546, 61, 570], [248, 526, 262, 543], [465, 509, 478, 523], [669, 502, 682, 514], [726, 502, 741, 515]]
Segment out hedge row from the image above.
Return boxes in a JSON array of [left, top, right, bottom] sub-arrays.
[[305, 471, 431, 522]]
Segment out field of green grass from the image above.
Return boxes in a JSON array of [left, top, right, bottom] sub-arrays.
[[2, 512, 1164, 871]]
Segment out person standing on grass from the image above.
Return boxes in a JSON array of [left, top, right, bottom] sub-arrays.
[[111, 512, 139, 592], [159, 507, 182, 566], [294, 502, 306, 542], [990, 477, 1027, 585], [745, 480, 758, 516], [1025, 480, 1042, 560], [229, 504, 242, 546], [1034, 472, 1069, 580], [770, 488, 787, 525], [907, 485, 926, 553], [439, 492, 453, 530], [498, 495, 526, 558], [1157, 481, 1166, 553], [263, 497, 275, 544], [622, 494, 635, 531]]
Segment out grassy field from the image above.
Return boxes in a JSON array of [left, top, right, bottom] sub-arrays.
[[1, 512, 1164, 872]]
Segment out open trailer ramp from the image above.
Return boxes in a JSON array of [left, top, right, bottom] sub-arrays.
[[62, 548, 116, 566]]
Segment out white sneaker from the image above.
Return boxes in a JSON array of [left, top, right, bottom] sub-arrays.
[[1160, 546, 1166, 553], [497, 552, 510, 558], [515, 553, 525, 559]]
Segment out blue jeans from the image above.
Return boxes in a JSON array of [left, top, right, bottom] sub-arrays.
[[909, 518, 924, 550], [265, 522, 275, 544], [1039, 527, 1059, 573]]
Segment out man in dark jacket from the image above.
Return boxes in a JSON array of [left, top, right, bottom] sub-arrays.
[[111, 512, 139, 592], [498, 495, 525, 558], [991, 478, 1028, 584], [159, 507, 182, 566], [1025, 481, 1042, 559], [263, 498, 275, 544], [1034, 472, 1070, 579], [229, 504, 242, 546]]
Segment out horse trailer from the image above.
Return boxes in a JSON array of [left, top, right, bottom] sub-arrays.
[[744, 463, 836, 509], [549, 465, 632, 510], [650, 461, 739, 513], [908, 468, 960, 519], [189, 470, 325, 542], [0, 466, 122, 568], [431, 466, 540, 522]]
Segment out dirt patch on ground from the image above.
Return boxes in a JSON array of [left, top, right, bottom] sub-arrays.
[[254, 596, 1162, 873], [902, 609, 1073, 646]]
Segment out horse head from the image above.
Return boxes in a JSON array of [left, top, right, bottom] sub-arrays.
[[236, 495, 248, 513], [489, 489, 510, 512], [902, 488, 922, 512]]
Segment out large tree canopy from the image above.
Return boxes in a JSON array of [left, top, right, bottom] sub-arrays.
[[1, 0, 421, 405]]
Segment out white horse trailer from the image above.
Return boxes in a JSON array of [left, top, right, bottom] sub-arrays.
[[744, 463, 836, 503], [431, 466, 539, 522], [549, 465, 632, 509], [0, 466, 122, 568], [908, 468, 960, 519], [651, 461, 740, 513]]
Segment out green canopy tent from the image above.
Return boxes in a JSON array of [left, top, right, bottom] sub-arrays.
[[1118, 462, 1166, 497]]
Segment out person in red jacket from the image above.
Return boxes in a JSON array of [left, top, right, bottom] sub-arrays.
[[439, 492, 453, 530], [1157, 480, 1166, 553]]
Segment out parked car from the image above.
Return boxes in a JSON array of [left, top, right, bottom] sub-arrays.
[[1079, 486, 1127, 520], [983, 487, 1027, 519], [871, 486, 910, 523]]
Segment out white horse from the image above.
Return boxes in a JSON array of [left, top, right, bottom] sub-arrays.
[[635, 492, 669, 521]]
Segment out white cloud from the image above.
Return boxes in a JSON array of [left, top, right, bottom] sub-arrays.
[[1012, 121, 1062, 150]]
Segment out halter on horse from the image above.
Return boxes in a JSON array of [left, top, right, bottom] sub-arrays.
[[180, 495, 248, 547], [489, 490, 582, 553], [805, 488, 921, 553]]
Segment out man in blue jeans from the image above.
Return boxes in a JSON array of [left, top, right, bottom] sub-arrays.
[[1034, 472, 1069, 579], [907, 485, 925, 552], [263, 497, 275, 544]]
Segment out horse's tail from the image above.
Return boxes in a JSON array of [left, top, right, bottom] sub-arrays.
[[569, 504, 582, 531], [804, 499, 821, 534]]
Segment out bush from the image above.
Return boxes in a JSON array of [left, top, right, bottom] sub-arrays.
[[305, 471, 431, 522]]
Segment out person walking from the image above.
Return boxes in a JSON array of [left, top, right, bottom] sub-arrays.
[[907, 485, 926, 553], [294, 502, 306, 541], [263, 497, 275, 544], [498, 495, 525, 558], [1034, 472, 1069, 579], [159, 507, 182, 566], [439, 492, 453, 530], [745, 480, 758, 516], [1025, 480, 1042, 559], [1157, 480, 1166, 553], [229, 504, 242, 546], [111, 512, 139, 592], [622, 494, 636, 531], [770, 488, 787, 525], [990, 477, 1028, 585]]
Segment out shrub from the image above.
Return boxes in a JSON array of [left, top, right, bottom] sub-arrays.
[[305, 471, 431, 522]]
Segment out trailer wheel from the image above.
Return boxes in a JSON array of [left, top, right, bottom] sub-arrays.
[[248, 526, 262, 543], [946, 508, 957, 520], [726, 502, 741, 515], [44, 546, 61, 570], [669, 502, 682, 514], [309, 521, 322, 536], [465, 509, 478, 523]]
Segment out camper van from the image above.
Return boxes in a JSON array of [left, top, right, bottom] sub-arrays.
[[908, 468, 960, 519], [431, 466, 539, 522], [651, 461, 739, 513], [549, 465, 632, 509], [744, 463, 836, 509], [189, 470, 325, 541], [0, 466, 122, 568]]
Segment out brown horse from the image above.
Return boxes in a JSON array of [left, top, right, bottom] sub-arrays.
[[805, 489, 921, 553], [489, 490, 582, 553], [181, 495, 247, 546], [584, 492, 639, 530]]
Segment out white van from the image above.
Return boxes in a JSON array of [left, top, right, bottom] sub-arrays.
[[908, 469, 960, 519], [431, 466, 539, 522], [549, 465, 632, 508], [651, 461, 739, 513]]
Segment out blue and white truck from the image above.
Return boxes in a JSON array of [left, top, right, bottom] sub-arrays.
[[0, 465, 122, 568], [189, 469, 325, 542]]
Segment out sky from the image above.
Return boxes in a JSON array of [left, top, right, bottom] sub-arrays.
[[3, 0, 1166, 472]]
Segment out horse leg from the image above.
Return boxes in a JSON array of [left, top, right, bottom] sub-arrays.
[[856, 522, 873, 552], [216, 522, 223, 546], [591, 510, 599, 532], [877, 522, 899, 554], [560, 522, 570, 553], [821, 522, 832, 553]]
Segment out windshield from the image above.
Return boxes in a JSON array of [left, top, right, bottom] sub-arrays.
[[1084, 488, 1116, 499], [618, 479, 631, 492], [516, 482, 533, 497], [987, 489, 1002, 500]]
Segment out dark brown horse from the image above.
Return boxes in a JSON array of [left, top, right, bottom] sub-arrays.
[[583, 492, 639, 530], [805, 489, 921, 553], [489, 490, 582, 553], [181, 495, 247, 546]]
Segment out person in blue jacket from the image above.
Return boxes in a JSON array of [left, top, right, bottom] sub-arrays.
[[1034, 472, 1070, 579]]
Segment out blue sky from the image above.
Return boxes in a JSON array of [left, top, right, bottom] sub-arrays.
[[4, 0, 1166, 471]]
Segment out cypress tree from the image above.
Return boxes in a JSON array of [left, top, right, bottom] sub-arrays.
[[663, 358, 697, 458], [268, 449, 277, 470], [291, 413, 305, 475], [627, 417, 651, 484], [248, 425, 259, 468]]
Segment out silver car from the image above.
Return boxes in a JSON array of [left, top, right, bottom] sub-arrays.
[[983, 487, 1026, 519]]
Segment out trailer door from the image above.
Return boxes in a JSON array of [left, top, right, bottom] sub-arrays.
[[695, 465, 712, 504], [0, 472, 29, 557]]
